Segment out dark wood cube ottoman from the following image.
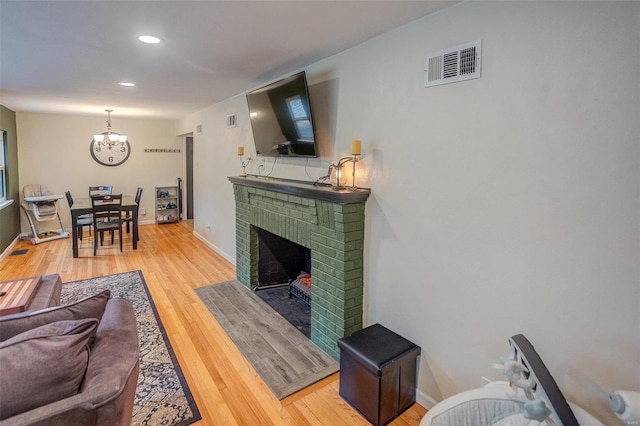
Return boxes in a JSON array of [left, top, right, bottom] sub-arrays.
[[337, 323, 421, 426]]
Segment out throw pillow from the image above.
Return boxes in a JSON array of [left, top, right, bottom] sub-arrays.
[[0, 318, 99, 420], [0, 289, 110, 342]]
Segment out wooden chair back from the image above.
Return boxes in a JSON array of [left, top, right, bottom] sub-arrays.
[[91, 194, 122, 223], [89, 185, 113, 197], [91, 194, 123, 255], [65, 191, 74, 207], [122, 187, 143, 242], [66, 190, 91, 241], [134, 187, 143, 207]]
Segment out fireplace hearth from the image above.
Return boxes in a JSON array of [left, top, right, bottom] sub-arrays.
[[230, 176, 370, 360], [255, 284, 311, 337], [255, 228, 312, 336]]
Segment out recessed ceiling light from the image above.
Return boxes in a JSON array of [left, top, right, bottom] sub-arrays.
[[119, 82, 136, 87], [138, 35, 161, 44]]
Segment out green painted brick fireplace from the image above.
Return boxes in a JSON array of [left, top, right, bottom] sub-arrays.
[[230, 177, 370, 360]]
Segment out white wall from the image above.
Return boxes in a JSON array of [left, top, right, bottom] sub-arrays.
[[16, 112, 182, 231], [185, 2, 639, 423]]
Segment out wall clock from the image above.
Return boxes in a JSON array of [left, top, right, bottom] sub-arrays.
[[90, 137, 131, 166]]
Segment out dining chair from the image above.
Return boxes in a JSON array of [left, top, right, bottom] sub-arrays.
[[89, 185, 113, 197], [122, 187, 142, 241], [65, 190, 92, 240], [91, 194, 123, 255]]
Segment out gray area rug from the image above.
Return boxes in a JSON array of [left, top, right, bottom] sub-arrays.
[[62, 271, 200, 426], [195, 280, 338, 399]]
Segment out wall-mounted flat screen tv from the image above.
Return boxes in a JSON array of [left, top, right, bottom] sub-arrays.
[[246, 71, 318, 157]]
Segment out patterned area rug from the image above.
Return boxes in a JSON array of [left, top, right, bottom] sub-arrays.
[[62, 270, 200, 426], [195, 280, 338, 399]]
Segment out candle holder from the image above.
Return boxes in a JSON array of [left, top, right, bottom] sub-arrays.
[[331, 154, 359, 191], [330, 140, 362, 191], [239, 156, 251, 177], [237, 146, 251, 177]]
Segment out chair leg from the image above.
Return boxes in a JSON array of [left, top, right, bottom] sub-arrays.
[[119, 228, 123, 252], [93, 229, 98, 256]]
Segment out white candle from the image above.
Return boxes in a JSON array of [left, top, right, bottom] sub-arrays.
[[237, 146, 244, 156]]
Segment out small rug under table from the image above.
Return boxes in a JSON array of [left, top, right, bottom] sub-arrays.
[[195, 280, 339, 400], [62, 270, 200, 426]]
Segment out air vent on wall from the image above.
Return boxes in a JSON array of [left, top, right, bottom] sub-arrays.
[[424, 39, 482, 88], [226, 114, 237, 127]]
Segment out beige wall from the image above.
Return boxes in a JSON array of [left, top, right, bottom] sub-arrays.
[[16, 112, 182, 231], [179, 2, 640, 424]]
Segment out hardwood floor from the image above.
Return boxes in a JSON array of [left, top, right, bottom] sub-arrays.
[[0, 222, 427, 425]]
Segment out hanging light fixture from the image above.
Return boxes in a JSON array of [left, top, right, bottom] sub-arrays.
[[93, 109, 128, 146]]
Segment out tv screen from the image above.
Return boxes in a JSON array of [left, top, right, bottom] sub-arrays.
[[246, 71, 318, 157]]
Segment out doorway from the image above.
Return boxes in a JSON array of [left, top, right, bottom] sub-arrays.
[[185, 135, 193, 220]]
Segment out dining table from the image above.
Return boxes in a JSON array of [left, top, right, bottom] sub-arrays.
[[70, 195, 139, 258]]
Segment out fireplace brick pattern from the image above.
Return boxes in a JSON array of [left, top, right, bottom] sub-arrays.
[[233, 184, 366, 360]]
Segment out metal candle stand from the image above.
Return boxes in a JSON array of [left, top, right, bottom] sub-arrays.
[[332, 155, 359, 191]]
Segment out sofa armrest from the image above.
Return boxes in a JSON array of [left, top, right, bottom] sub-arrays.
[[28, 274, 62, 312], [83, 298, 140, 426]]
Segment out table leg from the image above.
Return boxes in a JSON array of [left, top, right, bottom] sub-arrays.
[[132, 209, 138, 249], [71, 212, 79, 258]]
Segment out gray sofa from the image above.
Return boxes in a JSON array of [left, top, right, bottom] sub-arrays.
[[0, 288, 140, 426]]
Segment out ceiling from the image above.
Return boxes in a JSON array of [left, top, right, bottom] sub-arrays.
[[0, 1, 457, 120]]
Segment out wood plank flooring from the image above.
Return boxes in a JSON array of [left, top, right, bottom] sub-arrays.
[[0, 222, 427, 425]]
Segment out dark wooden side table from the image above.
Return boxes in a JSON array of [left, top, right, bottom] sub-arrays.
[[337, 323, 421, 426], [0, 276, 43, 316]]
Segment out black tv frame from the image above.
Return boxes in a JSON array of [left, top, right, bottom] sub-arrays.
[[246, 71, 319, 158]]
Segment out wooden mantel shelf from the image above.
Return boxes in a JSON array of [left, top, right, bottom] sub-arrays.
[[229, 175, 370, 204]]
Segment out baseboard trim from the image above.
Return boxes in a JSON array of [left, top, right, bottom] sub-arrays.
[[192, 231, 235, 265], [416, 388, 438, 410], [0, 234, 22, 262]]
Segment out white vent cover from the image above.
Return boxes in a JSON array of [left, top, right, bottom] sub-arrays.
[[226, 114, 237, 127], [424, 39, 482, 88]]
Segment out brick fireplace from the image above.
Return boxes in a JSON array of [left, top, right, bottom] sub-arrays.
[[230, 176, 370, 360]]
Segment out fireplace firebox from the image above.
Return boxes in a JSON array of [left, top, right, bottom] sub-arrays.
[[257, 228, 310, 288]]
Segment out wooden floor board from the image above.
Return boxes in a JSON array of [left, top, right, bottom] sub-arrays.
[[0, 222, 427, 425]]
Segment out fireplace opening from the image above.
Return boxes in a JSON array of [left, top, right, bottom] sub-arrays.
[[255, 228, 311, 337], [256, 228, 310, 287]]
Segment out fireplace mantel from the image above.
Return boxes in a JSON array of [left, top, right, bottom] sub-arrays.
[[228, 176, 370, 204]]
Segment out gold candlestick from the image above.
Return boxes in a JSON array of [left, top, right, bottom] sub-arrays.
[[238, 146, 250, 176]]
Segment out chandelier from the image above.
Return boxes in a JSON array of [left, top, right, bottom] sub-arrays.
[[93, 109, 128, 146]]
